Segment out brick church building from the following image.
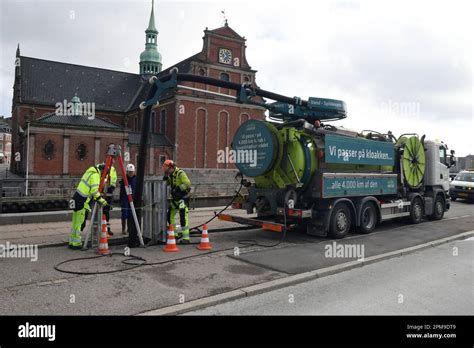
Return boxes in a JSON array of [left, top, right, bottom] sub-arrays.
[[10, 2, 265, 178]]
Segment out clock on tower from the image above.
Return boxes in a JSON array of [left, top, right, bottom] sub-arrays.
[[218, 48, 232, 64]]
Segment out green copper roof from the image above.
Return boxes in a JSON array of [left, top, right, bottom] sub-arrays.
[[71, 93, 80, 103], [140, 49, 162, 62], [71, 93, 81, 116]]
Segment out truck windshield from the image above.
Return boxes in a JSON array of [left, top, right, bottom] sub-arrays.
[[439, 146, 447, 165], [455, 173, 474, 182]]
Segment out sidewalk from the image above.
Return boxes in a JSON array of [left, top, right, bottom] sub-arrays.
[[0, 207, 253, 246]]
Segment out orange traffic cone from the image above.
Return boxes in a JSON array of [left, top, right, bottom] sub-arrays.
[[163, 224, 179, 252], [98, 214, 111, 255], [197, 224, 212, 250]]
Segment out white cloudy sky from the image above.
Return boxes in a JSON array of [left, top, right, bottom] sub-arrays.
[[0, 0, 472, 155]]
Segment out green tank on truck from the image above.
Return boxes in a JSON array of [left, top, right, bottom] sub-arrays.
[[229, 118, 455, 239]]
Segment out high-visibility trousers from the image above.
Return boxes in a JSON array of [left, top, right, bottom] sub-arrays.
[[69, 209, 86, 247], [167, 199, 189, 240], [69, 192, 88, 247]]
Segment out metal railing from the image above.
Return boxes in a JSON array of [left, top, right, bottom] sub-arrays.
[[0, 186, 74, 198]]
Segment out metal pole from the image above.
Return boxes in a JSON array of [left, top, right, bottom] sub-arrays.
[[82, 201, 97, 250], [25, 122, 29, 196], [130, 82, 157, 246], [0, 179, 3, 214]]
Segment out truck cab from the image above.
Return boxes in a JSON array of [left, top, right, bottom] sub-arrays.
[[424, 141, 454, 192]]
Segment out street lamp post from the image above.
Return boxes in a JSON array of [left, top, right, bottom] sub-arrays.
[[25, 122, 29, 196]]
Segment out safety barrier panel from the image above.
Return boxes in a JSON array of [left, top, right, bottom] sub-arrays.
[[142, 179, 168, 244]]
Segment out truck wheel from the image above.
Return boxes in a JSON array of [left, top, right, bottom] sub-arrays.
[[329, 203, 351, 239], [358, 202, 377, 234], [428, 195, 445, 221], [451, 196, 457, 202], [409, 197, 423, 224]]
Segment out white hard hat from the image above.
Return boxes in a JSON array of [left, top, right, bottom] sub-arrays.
[[126, 164, 136, 172]]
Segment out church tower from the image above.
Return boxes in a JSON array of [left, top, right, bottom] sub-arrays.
[[139, 0, 162, 77]]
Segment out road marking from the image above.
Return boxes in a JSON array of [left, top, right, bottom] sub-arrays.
[[444, 216, 460, 221]]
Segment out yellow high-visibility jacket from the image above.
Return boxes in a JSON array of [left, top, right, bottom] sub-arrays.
[[107, 166, 117, 187], [76, 166, 102, 201]]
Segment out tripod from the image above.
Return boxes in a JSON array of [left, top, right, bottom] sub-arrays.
[[82, 144, 145, 249]]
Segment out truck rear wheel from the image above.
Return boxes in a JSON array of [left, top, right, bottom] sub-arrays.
[[428, 195, 445, 221], [358, 202, 377, 234], [409, 197, 423, 224], [329, 203, 351, 239]]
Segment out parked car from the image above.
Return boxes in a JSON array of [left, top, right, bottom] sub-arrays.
[[450, 170, 474, 201]]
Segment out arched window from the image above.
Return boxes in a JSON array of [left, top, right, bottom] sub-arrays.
[[160, 109, 166, 134], [43, 140, 55, 160], [159, 155, 166, 167], [240, 113, 250, 125], [198, 68, 206, 76], [76, 143, 87, 161], [220, 73, 230, 82]]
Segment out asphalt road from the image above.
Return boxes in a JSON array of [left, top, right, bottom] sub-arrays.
[[187, 238, 474, 315], [0, 200, 472, 315]]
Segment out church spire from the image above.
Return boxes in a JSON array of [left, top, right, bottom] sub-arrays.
[[147, 0, 157, 33], [139, 0, 162, 76]]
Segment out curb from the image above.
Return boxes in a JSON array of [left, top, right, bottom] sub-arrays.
[[0, 205, 235, 226], [38, 236, 129, 249], [138, 230, 474, 316], [36, 225, 256, 249]]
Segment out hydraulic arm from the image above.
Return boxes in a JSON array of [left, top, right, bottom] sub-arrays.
[[141, 71, 347, 123]]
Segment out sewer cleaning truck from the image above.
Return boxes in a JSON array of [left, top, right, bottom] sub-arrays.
[[224, 114, 456, 238], [223, 98, 454, 238], [140, 72, 456, 239]]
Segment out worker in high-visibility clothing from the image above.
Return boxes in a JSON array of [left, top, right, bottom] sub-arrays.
[[69, 163, 111, 249], [104, 165, 117, 235], [119, 163, 137, 235], [163, 160, 192, 244]]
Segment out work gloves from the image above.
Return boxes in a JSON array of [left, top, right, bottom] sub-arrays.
[[97, 197, 106, 206], [171, 187, 185, 201], [99, 198, 112, 212]]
